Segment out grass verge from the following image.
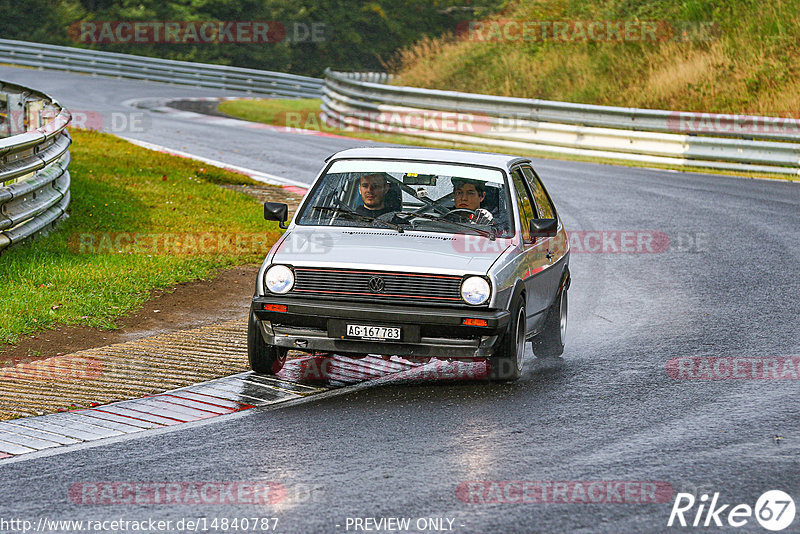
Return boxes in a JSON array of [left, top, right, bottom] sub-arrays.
[[217, 98, 798, 183], [0, 129, 284, 345], [393, 0, 800, 118]]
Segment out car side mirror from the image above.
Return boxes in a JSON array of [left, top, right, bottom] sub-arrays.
[[530, 218, 557, 238], [264, 202, 289, 229]]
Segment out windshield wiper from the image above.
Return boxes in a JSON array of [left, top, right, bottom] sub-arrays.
[[393, 211, 496, 240], [311, 205, 404, 233]]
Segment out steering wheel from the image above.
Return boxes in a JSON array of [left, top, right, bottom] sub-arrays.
[[441, 208, 477, 222]]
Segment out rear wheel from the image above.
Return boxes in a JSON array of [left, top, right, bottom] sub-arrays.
[[489, 295, 526, 381], [247, 308, 287, 375], [532, 289, 567, 358]]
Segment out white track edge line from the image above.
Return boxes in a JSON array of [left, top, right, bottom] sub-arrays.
[[116, 135, 310, 189]]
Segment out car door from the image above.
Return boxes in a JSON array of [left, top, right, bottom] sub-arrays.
[[521, 165, 566, 311], [510, 167, 551, 331]]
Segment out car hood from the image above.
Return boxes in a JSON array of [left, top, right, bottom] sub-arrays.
[[269, 227, 510, 275]]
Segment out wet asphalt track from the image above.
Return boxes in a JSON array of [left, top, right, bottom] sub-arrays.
[[1, 66, 799, 533]]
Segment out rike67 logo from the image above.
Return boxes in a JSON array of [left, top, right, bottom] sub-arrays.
[[668, 490, 795, 531]]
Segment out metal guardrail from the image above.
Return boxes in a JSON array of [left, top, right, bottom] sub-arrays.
[[0, 80, 72, 253], [0, 39, 323, 98], [322, 70, 800, 175], [338, 72, 395, 84], [3, 39, 794, 175]]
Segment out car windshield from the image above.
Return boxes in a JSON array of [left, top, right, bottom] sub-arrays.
[[296, 159, 514, 238]]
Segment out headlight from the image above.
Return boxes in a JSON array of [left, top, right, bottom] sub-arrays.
[[461, 276, 490, 305], [265, 265, 294, 294]]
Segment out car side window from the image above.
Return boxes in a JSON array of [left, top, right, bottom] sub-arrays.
[[521, 166, 555, 219], [511, 169, 536, 243]]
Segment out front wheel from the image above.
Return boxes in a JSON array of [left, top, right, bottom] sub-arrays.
[[247, 308, 287, 375], [531, 289, 567, 358], [489, 295, 526, 381]]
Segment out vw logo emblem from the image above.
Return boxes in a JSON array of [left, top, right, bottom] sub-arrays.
[[368, 276, 385, 293]]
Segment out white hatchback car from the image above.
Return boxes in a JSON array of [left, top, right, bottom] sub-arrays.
[[251, 147, 570, 380]]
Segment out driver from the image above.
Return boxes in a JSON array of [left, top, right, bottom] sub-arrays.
[[355, 173, 394, 217], [453, 178, 486, 210], [452, 178, 494, 224]]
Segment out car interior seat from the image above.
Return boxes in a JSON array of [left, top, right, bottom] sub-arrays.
[[482, 186, 500, 213], [385, 184, 402, 211]]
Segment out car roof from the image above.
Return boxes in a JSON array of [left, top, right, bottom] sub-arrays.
[[327, 147, 530, 169]]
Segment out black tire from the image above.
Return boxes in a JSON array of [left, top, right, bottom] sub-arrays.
[[247, 308, 288, 375], [489, 295, 526, 381], [531, 289, 567, 358]]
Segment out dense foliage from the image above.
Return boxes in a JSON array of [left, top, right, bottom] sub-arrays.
[[0, 0, 504, 76]]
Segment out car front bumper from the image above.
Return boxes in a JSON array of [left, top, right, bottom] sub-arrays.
[[252, 297, 511, 359]]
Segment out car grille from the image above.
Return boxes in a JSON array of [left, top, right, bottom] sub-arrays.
[[291, 267, 464, 305]]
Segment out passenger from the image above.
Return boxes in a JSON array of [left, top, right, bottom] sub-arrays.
[[355, 173, 394, 217]]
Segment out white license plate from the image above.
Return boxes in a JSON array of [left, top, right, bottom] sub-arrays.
[[346, 324, 401, 340]]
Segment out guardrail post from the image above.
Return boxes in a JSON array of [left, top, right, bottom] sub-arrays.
[[6, 93, 26, 135], [26, 99, 43, 131], [0, 93, 7, 137]]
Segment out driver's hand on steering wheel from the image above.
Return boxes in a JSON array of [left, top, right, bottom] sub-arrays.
[[472, 208, 494, 224], [446, 208, 494, 225]]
